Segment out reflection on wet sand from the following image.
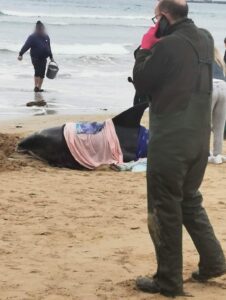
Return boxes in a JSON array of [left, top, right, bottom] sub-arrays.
[[26, 93, 57, 116], [26, 92, 47, 107]]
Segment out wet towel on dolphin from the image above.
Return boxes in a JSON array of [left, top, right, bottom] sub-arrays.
[[64, 119, 123, 169]]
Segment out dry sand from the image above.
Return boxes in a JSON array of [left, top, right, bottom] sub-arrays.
[[0, 114, 225, 300]]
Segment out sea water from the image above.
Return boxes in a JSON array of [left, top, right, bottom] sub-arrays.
[[0, 0, 225, 118]]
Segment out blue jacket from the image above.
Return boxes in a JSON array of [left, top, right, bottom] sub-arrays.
[[19, 33, 53, 60], [213, 62, 225, 81]]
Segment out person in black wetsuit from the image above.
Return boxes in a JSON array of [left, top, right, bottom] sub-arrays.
[[18, 21, 54, 92]]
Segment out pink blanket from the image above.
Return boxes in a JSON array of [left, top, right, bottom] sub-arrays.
[[64, 119, 123, 169]]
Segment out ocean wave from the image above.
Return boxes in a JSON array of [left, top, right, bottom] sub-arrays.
[[0, 10, 150, 20], [52, 43, 129, 55], [0, 20, 70, 26], [0, 19, 147, 28], [0, 48, 14, 54], [0, 43, 129, 56]]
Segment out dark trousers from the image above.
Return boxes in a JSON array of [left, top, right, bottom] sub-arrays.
[[147, 146, 225, 294], [31, 57, 47, 79]]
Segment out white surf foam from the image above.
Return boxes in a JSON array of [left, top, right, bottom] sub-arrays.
[[0, 10, 150, 20], [52, 43, 129, 55], [0, 42, 129, 56]]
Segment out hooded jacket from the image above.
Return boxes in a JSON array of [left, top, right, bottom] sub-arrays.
[[19, 33, 53, 60]]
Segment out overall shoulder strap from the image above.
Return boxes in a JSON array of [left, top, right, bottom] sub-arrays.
[[174, 31, 213, 92]]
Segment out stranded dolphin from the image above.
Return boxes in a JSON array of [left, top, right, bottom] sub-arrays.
[[17, 102, 149, 170]]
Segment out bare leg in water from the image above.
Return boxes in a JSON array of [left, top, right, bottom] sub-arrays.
[[34, 77, 44, 91], [34, 76, 40, 90], [38, 78, 44, 90]]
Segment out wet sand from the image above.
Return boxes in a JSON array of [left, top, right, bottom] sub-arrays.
[[0, 114, 225, 299]]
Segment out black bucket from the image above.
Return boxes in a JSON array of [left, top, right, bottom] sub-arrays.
[[46, 62, 59, 79]]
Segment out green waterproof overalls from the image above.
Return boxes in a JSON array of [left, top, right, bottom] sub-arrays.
[[147, 31, 226, 295]]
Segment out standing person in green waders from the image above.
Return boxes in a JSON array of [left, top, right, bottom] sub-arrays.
[[133, 0, 226, 297]]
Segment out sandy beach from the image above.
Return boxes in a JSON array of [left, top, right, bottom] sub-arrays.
[[0, 0, 226, 298], [0, 114, 225, 300]]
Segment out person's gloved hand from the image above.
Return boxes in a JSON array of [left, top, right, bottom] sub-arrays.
[[141, 23, 160, 50]]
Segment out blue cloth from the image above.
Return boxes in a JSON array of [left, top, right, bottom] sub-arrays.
[[213, 62, 225, 81], [20, 33, 53, 59], [136, 126, 149, 160], [74, 122, 104, 134]]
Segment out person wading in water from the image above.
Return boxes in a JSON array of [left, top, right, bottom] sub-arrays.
[[18, 21, 54, 92]]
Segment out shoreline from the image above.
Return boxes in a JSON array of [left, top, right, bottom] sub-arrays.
[[0, 113, 114, 134]]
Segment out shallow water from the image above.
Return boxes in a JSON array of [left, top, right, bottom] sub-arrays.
[[0, 0, 225, 119]]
